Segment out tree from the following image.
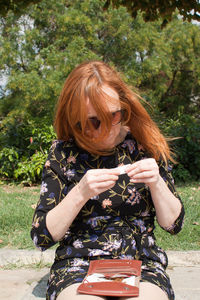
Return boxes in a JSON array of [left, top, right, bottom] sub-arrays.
[[1, 0, 200, 25], [104, 0, 200, 25], [0, 0, 200, 182], [0, 0, 41, 16], [0, 0, 138, 128]]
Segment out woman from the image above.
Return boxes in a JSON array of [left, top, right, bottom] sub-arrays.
[[31, 60, 184, 300]]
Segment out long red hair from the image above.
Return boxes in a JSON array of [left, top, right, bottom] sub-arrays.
[[54, 60, 173, 162]]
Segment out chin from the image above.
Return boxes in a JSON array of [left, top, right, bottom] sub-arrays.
[[101, 142, 116, 150], [94, 131, 120, 150]]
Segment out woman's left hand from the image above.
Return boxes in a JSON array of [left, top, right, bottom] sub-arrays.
[[126, 158, 160, 188]]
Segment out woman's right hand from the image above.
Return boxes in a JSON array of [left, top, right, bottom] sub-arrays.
[[46, 168, 120, 242], [77, 168, 120, 202]]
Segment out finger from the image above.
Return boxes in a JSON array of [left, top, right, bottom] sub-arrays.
[[130, 177, 155, 183], [125, 163, 138, 173], [90, 174, 119, 182], [127, 161, 158, 177], [126, 162, 148, 174], [130, 170, 156, 179], [130, 174, 157, 182], [103, 169, 121, 176], [107, 168, 121, 175], [126, 158, 157, 171], [111, 164, 132, 175], [94, 180, 117, 191], [127, 167, 150, 177], [88, 168, 121, 176], [100, 180, 117, 189]]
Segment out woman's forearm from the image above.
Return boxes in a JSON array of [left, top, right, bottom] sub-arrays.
[[149, 175, 182, 228], [46, 168, 120, 242], [126, 158, 182, 229], [46, 184, 86, 242]]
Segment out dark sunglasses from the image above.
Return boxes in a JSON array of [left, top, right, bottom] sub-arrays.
[[77, 109, 125, 131]]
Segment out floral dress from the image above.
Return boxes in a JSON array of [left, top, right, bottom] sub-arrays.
[[31, 133, 184, 300]]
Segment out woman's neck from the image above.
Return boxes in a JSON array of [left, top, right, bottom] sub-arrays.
[[114, 126, 129, 146]]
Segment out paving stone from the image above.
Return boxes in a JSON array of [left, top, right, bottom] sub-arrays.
[[0, 250, 199, 299]]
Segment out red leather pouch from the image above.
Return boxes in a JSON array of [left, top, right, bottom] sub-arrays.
[[77, 259, 142, 297]]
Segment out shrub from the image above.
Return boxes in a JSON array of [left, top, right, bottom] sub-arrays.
[[14, 151, 48, 185], [164, 115, 200, 182], [0, 147, 19, 178], [28, 125, 56, 155], [0, 123, 56, 184]]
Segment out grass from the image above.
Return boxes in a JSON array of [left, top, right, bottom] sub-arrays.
[[0, 181, 199, 250], [154, 181, 200, 250], [0, 183, 40, 249], [0, 261, 52, 270]]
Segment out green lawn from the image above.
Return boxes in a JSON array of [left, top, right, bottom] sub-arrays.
[[0, 184, 40, 249], [154, 181, 200, 250], [0, 182, 199, 250]]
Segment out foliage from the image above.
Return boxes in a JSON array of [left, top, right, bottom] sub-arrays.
[[0, 0, 200, 183], [11, 124, 56, 184], [14, 151, 48, 184], [0, 122, 55, 184], [0, 116, 33, 155], [0, 0, 41, 17], [2, 0, 200, 26], [164, 116, 200, 182], [0, 147, 19, 178], [28, 125, 56, 155], [104, 0, 200, 24]]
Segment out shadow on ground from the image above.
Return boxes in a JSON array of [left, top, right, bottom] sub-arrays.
[[32, 273, 49, 298], [32, 274, 119, 299]]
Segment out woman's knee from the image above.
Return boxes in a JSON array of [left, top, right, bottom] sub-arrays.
[[120, 282, 169, 300], [56, 283, 107, 300], [57, 282, 169, 300]]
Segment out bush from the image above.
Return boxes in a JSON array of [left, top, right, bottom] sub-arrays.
[[171, 164, 191, 182], [0, 123, 56, 184], [14, 151, 48, 185], [0, 118, 33, 155], [28, 125, 56, 155], [0, 113, 199, 184], [164, 115, 200, 182], [0, 147, 19, 178]]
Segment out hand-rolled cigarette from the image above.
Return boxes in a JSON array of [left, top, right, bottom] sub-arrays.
[[112, 164, 131, 175]]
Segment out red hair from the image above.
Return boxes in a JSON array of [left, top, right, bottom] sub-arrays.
[[54, 60, 173, 162]]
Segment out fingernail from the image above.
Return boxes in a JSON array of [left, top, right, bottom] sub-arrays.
[[130, 178, 136, 182]]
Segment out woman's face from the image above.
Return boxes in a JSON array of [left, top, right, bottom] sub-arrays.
[[86, 86, 122, 150]]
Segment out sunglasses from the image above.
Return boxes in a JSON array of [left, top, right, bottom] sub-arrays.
[[77, 109, 125, 131]]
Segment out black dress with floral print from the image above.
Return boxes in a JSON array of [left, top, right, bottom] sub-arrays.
[[31, 133, 184, 300]]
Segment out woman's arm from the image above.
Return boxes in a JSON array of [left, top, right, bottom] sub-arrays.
[[46, 168, 120, 242], [147, 174, 182, 228], [126, 158, 183, 230], [31, 141, 120, 250]]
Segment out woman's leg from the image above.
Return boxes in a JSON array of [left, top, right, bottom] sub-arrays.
[[57, 282, 169, 300], [56, 283, 107, 300], [120, 282, 169, 300]]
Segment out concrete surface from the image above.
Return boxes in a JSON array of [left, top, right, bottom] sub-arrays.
[[0, 249, 199, 300]]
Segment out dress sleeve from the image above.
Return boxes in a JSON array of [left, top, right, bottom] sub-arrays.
[[30, 141, 69, 251], [157, 160, 185, 235]]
